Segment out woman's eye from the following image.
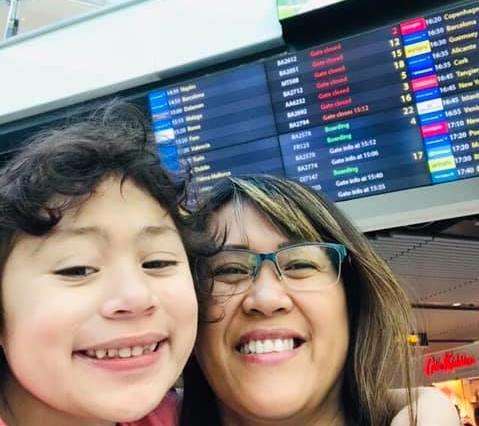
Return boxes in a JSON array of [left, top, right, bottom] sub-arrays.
[[142, 260, 178, 269], [284, 261, 318, 271], [54, 266, 98, 277], [214, 265, 250, 276], [212, 264, 251, 284], [282, 261, 327, 279]]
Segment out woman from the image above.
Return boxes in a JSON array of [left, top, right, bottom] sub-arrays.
[[0, 104, 203, 426], [182, 175, 458, 425]]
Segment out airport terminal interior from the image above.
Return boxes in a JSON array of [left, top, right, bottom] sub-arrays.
[[1, 0, 479, 424]]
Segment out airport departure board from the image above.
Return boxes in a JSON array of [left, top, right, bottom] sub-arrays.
[[277, 0, 347, 20], [148, 1, 479, 202]]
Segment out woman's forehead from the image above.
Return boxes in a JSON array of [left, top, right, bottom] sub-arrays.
[[211, 200, 325, 247], [211, 203, 295, 249]]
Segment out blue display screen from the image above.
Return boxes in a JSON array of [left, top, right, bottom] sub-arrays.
[[148, 1, 479, 202]]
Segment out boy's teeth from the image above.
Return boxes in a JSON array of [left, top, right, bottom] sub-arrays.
[[131, 346, 143, 356], [95, 349, 106, 359], [119, 347, 131, 358], [84, 342, 159, 359], [240, 338, 296, 355]]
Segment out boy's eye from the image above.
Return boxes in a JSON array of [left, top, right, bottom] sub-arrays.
[[54, 266, 98, 277], [142, 260, 178, 269]]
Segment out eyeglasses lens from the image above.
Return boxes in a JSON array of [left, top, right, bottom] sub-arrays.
[[206, 244, 342, 296], [276, 245, 341, 290]]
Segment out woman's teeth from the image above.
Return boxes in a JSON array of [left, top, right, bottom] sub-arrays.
[[85, 343, 158, 360], [239, 338, 295, 355]]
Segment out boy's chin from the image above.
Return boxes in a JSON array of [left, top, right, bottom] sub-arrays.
[[93, 391, 167, 423]]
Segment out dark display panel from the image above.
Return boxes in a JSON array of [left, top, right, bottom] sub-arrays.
[[148, 1, 479, 202], [277, 0, 346, 20]]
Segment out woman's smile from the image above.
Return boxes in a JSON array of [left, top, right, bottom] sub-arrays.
[[196, 202, 349, 424], [234, 328, 306, 365]]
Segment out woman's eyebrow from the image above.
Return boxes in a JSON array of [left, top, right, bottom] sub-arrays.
[[222, 244, 249, 250], [222, 241, 303, 251], [276, 239, 309, 249]]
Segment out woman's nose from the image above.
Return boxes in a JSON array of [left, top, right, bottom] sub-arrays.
[[242, 262, 293, 317]]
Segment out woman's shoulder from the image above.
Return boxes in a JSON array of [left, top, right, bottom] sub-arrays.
[[120, 391, 181, 426]]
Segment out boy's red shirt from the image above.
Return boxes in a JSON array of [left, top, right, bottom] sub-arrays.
[[0, 391, 179, 426]]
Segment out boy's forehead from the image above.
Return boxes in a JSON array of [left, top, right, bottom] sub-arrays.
[[16, 222, 181, 260], [51, 224, 179, 243], [58, 177, 172, 222], [22, 177, 179, 249]]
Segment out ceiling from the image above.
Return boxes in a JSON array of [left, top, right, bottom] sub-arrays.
[[368, 216, 479, 354], [0, 0, 127, 38]]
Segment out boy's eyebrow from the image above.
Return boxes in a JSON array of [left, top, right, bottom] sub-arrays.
[[31, 226, 109, 255], [32, 225, 179, 255], [135, 225, 180, 241]]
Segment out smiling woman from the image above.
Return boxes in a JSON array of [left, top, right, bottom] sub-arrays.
[[183, 175, 419, 426], [0, 103, 201, 426]]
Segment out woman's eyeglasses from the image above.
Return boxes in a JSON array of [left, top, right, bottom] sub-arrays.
[[199, 242, 347, 298]]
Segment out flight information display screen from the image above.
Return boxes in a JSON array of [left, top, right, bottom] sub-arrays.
[[277, 0, 346, 20], [148, 1, 479, 202]]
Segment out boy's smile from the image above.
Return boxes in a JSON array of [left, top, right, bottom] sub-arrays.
[[0, 177, 197, 424]]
